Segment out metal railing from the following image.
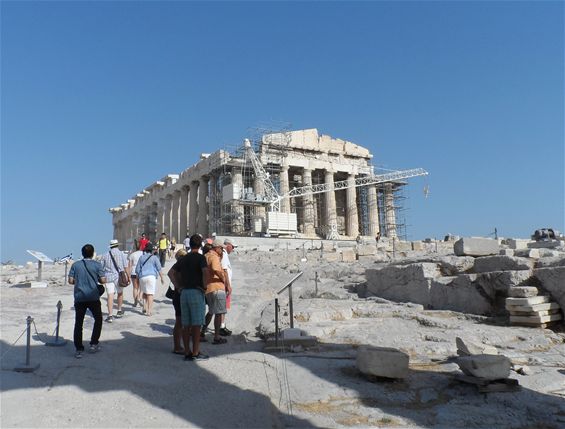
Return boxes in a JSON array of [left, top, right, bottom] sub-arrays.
[[274, 272, 303, 347]]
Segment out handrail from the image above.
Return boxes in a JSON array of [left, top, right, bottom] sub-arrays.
[[277, 271, 303, 295], [275, 271, 303, 331]]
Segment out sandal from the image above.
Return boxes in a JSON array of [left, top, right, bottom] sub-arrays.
[[212, 337, 227, 345]]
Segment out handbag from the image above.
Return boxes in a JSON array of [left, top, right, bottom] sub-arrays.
[[165, 285, 175, 300], [83, 260, 105, 296], [110, 250, 130, 287]]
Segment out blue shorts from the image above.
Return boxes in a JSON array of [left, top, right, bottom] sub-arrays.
[[180, 288, 205, 327]]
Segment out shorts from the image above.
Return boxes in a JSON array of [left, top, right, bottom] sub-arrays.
[[172, 290, 181, 317], [180, 288, 205, 327], [206, 290, 227, 315], [140, 276, 157, 295], [105, 282, 125, 295]]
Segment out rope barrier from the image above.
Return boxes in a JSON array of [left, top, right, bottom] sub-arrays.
[[0, 326, 29, 362]]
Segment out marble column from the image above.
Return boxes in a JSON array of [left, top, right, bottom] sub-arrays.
[[324, 169, 337, 232], [384, 183, 397, 239], [188, 181, 199, 235], [302, 168, 316, 236], [164, 195, 173, 237], [179, 186, 189, 240], [232, 171, 244, 234], [367, 185, 380, 237], [279, 161, 290, 213], [172, 190, 181, 242], [208, 174, 217, 235], [346, 173, 359, 237], [197, 177, 208, 236], [157, 199, 166, 236]]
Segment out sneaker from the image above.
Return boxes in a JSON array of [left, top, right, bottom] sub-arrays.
[[192, 352, 209, 361], [75, 350, 83, 359], [105, 316, 114, 323], [219, 327, 232, 337], [115, 310, 124, 318], [89, 344, 101, 353]]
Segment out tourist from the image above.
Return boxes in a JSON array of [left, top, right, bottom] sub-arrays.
[[135, 242, 164, 316], [182, 233, 190, 250], [168, 234, 209, 360], [158, 232, 170, 267], [219, 238, 237, 336], [168, 248, 188, 355], [100, 239, 129, 322], [139, 233, 149, 251], [128, 241, 144, 307], [203, 240, 231, 344], [68, 244, 106, 359], [169, 237, 177, 258]]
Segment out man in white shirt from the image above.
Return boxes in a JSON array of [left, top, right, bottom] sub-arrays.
[[183, 233, 190, 250], [219, 238, 236, 336]]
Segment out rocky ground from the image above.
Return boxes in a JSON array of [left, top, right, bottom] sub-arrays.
[[1, 245, 564, 428]]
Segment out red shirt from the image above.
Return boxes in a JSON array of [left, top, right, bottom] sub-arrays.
[[139, 237, 149, 251]]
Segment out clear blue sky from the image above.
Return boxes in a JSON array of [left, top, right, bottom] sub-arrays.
[[1, 1, 563, 264]]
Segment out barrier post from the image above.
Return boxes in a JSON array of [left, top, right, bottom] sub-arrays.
[[14, 316, 40, 373], [47, 301, 67, 346], [274, 298, 279, 348]]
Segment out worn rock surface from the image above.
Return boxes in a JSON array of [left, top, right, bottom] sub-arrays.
[[473, 255, 534, 273], [2, 243, 565, 429], [534, 266, 565, 311]]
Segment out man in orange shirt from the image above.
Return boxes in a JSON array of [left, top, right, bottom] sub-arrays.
[[203, 240, 231, 344]]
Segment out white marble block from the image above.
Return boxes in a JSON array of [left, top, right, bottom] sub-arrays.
[[356, 346, 409, 379]]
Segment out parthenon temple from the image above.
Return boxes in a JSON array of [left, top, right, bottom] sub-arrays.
[[109, 129, 414, 247]]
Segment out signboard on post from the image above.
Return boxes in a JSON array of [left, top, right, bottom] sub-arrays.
[[26, 250, 53, 282], [26, 250, 53, 263]]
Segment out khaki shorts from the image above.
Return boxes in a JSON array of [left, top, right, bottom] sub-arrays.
[[105, 282, 125, 295], [205, 290, 227, 315]]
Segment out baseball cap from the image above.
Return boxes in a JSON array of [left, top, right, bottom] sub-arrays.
[[224, 238, 237, 248]]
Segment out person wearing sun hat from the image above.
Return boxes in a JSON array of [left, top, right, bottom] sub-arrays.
[[100, 239, 129, 322], [202, 240, 231, 344]]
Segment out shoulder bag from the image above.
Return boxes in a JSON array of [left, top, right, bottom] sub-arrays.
[[110, 250, 130, 287], [83, 260, 105, 296]]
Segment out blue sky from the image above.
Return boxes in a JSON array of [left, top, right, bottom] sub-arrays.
[[1, 1, 563, 264]]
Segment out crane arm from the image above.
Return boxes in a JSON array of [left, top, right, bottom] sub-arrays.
[[272, 168, 429, 207]]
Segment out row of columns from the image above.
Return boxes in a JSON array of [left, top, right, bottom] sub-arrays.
[[114, 168, 397, 247], [281, 167, 383, 239]]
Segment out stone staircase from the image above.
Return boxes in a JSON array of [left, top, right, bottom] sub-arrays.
[[506, 286, 562, 328]]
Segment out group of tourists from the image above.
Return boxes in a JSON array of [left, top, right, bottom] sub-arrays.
[[68, 232, 236, 360]]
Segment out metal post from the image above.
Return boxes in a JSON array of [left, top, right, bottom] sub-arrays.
[[274, 298, 279, 348], [37, 261, 43, 281], [288, 285, 294, 329], [47, 301, 67, 346], [392, 237, 396, 260], [15, 316, 40, 372], [64, 261, 69, 285], [315, 272, 318, 297], [435, 238, 438, 253]]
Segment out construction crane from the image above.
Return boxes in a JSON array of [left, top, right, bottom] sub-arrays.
[[242, 138, 428, 236]]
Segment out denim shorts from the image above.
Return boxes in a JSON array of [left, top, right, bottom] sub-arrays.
[[180, 288, 205, 327]]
